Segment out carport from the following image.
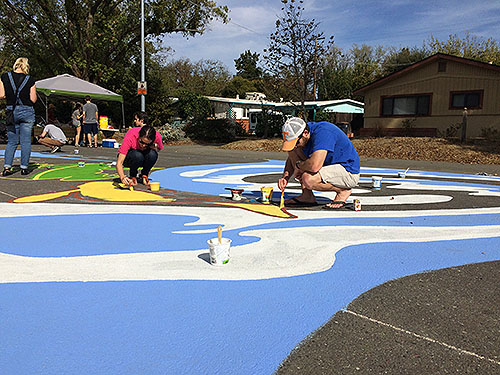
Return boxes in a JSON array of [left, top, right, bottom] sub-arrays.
[[35, 74, 125, 130]]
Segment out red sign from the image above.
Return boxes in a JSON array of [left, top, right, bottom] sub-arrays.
[[137, 81, 147, 95]]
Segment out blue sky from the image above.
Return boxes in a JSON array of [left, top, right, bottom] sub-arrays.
[[162, 0, 500, 73]]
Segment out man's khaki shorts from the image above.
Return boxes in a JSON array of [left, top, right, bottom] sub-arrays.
[[318, 164, 360, 189]]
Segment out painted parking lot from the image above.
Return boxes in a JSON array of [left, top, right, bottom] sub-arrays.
[[1, 158, 500, 374]]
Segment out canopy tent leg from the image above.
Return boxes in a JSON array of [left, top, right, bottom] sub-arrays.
[[37, 93, 48, 123], [121, 102, 125, 131]]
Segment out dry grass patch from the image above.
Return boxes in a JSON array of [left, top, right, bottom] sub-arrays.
[[218, 137, 500, 165]]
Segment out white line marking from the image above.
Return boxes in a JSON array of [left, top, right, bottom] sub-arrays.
[[0, 190, 17, 199], [344, 309, 500, 366]]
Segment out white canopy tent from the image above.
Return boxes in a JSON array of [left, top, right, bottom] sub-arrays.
[[36, 74, 125, 130]]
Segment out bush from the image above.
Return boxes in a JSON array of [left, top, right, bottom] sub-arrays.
[[177, 91, 212, 121], [157, 123, 186, 142], [401, 118, 416, 136], [480, 126, 500, 140], [314, 111, 335, 123], [439, 122, 461, 138], [255, 112, 286, 138], [183, 118, 245, 142]]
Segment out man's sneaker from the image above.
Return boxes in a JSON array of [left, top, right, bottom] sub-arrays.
[[50, 146, 61, 153]]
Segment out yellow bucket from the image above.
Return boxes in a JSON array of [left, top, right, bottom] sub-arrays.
[[260, 186, 273, 204], [150, 182, 160, 191], [99, 116, 109, 129]]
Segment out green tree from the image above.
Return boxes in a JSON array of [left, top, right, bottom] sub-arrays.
[[350, 44, 386, 96], [158, 58, 231, 97], [427, 32, 500, 64], [221, 76, 257, 98], [263, 0, 332, 120], [317, 45, 353, 100], [176, 90, 212, 121], [0, 0, 228, 83], [381, 46, 430, 76], [317, 44, 385, 101], [234, 50, 262, 80]]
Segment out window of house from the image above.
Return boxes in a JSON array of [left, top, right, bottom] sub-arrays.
[[450, 91, 483, 109], [381, 94, 431, 116]]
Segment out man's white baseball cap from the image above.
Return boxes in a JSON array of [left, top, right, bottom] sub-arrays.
[[282, 117, 306, 151]]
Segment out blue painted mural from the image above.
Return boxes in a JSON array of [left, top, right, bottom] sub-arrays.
[[1, 161, 500, 374]]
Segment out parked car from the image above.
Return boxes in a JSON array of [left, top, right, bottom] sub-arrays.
[[335, 122, 354, 138]]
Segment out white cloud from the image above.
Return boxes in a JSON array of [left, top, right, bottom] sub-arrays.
[[161, 2, 280, 72]]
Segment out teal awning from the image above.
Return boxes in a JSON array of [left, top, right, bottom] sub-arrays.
[[322, 103, 364, 114]]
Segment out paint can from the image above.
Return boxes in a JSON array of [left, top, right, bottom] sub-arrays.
[[230, 188, 244, 201], [372, 176, 382, 189], [78, 161, 85, 168], [398, 172, 406, 178], [74, 149, 79, 155], [260, 186, 273, 204], [150, 182, 160, 191], [207, 238, 231, 266], [353, 199, 361, 211]]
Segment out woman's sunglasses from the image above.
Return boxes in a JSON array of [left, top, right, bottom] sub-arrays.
[[139, 139, 153, 146]]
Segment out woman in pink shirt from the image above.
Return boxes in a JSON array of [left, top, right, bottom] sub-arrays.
[[116, 125, 163, 186]]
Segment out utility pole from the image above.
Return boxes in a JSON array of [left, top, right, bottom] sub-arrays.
[[312, 36, 325, 101], [140, 0, 146, 112], [313, 37, 317, 101]]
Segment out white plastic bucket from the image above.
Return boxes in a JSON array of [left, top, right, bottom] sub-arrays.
[[207, 238, 231, 266], [398, 172, 406, 178], [230, 188, 244, 201], [372, 176, 382, 189]]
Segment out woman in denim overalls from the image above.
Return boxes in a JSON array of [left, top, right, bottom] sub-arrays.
[[0, 57, 37, 176]]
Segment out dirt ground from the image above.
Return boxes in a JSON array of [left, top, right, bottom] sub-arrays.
[[217, 136, 500, 165]]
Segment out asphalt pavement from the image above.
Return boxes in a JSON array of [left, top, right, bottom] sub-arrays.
[[1, 143, 500, 374]]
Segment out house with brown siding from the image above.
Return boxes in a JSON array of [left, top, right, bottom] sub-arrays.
[[353, 53, 500, 138]]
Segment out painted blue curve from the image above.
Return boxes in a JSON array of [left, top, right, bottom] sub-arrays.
[[150, 161, 500, 197], [2, 212, 500, 257], [1, 237, 499, 374], [2, 162, 500, 374]]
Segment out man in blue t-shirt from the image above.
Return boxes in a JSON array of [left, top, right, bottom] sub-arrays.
[[278, 117, 360, 209]]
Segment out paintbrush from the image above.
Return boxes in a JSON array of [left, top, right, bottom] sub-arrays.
[[279, 189, 285, 209], [128, 177, 137, 191], [217, 225, 222, 244]]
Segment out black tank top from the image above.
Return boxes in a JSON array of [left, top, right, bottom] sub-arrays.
[[1, 72, 36, 107]]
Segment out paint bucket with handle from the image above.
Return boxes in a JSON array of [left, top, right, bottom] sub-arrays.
[[398, 168, 410, 179], [207, 226, 231, 266], [225, 188, 244, 201], [372, 176, 382, 189]]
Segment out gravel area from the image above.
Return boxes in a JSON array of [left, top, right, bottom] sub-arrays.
[[216, 137, 500, 165]]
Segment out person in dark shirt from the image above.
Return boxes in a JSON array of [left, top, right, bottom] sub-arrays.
[[0, 57, 37, 176], [82, 96, 99, 147]]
